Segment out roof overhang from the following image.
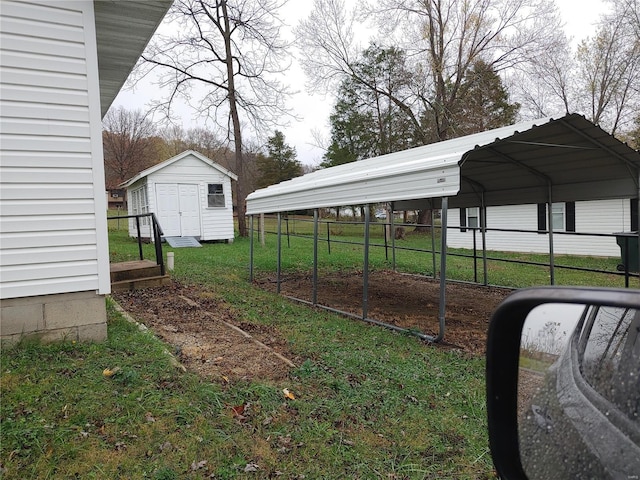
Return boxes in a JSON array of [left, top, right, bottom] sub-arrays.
[[120, 149, 238, 188], [246, 114, 640, 215], [94, 0, 172, 117]]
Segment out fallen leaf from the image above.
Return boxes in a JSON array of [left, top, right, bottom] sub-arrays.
[[102, 367, 121, 377], [231, 404, 245, 417], [191, 460, 207, 471], [244, 463, 259, 473], [283, 388, 295, 400], [145, 412, 156, 423]]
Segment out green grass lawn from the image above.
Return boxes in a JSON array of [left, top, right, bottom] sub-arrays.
[[1, 218, 636, 479]]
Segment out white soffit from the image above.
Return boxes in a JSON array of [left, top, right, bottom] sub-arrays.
[[246, 114, 640, 215], [94, 0, 172, 116]]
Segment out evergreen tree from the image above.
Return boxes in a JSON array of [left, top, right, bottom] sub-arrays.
[[256, 131, 302, 188]]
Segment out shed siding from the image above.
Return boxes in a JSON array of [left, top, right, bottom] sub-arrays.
[[126, 153, 235, 241], [446, 199, 626, 256], [0, 0, 110, 299]]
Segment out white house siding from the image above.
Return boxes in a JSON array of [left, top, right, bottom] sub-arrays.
[[0, 1, 110, 300], [446, 199, 628, 257]]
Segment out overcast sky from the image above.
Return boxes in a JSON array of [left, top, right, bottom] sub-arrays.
[[112, 0, 610, 167]]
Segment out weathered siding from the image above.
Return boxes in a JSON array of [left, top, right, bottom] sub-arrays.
[[0, 0, 110, 299], [446, 199, 628, 256]]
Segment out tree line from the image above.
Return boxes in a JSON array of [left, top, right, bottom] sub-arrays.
[[108, 0, 639, 236]]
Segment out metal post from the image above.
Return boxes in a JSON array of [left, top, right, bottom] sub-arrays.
[[436, 197, 448, 342], [327, 221, 331, 254], [135, 216, 143, 260], [624, 237, 630, 288], [547, 185, 555, 285], [431, 208, 437, 278], [481, 194, 488, 286], [363, 204, 371, 320], [277, 212, 282, 294], [390, 202, 396, 270], [637, 173, 640, 287], [286, 215, 290, 248], [472, 228, 478, 283], [249, 214, 254, 282], [313, 209, 319, 305]]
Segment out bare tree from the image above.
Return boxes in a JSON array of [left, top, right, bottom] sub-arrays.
[[102, 106, 157, 188], [575, 0, 640, 135], [135, 0, 292, 236], [297, 0, 560, 142]]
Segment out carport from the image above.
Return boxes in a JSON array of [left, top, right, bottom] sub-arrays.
[[246, 114, 640, 342]]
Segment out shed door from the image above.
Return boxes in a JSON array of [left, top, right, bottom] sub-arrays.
[[156, 183, 201, 237], [155, 184, 181, 236], [179, 184, 201, 236]]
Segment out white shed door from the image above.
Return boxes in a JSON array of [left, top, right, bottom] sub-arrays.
[[156, 184, 181, 236], [156, 183, 201, 237], [179, 184, 201, 236]]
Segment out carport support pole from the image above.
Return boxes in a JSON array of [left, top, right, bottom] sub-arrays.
[[436, 197, 448, 342], [431, 208, 437, 278], [390, 202, 396, 271], [249, 215, 254, 282], [547, 185, 555, 285], [481, 194, 488, 286], [313, 209, 319, 305], [277, 212, 282, 294], [363, 204, 371, 320]]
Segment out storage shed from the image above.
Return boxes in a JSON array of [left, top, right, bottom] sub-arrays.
[[246, 114, 640, 342], [121, 150, 237, 242]]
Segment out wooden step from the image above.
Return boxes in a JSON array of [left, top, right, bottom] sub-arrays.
[[111, 274, 172, 292], [110, 260, 162, 283]]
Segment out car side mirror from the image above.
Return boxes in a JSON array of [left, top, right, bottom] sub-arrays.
[[486, 287, 640, 479]]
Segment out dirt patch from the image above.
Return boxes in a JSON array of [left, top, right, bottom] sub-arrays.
[[256, 270, 512, 355], [112, 282, 297, 383], [113, 272, 512, 382]]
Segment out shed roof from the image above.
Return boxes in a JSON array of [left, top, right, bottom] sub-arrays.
[[246, 114, 640, 215], [95, 0, 173, 116], [121, 150, 239, 188]]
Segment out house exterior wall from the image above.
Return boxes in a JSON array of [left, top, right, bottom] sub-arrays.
[[0, 0, 108, 341], [446, 199, 630, 257], [126, 154, 235, 241]]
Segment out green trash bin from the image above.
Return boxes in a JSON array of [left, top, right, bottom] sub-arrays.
[[615, 232, 639, 272]]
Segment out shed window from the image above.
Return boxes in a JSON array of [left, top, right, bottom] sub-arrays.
[[208, 184, 225, 207], [131, 187, 149, 226]]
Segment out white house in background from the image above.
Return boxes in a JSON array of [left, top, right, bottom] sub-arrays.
[[447, 198, 638, 256], [121, 150, 238, 243], [0, 0, 172, 343]]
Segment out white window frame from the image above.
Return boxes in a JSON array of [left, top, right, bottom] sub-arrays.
[[551, 202, 565, 232], [467, 207, 480, 229], [207, 183, 225, 208]]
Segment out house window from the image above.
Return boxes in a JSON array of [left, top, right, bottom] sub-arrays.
[[208, 184, 225, 207], [467, 207, 480, 228], [537, 202, 576, 232], [459, 207, 482, 232], [551, 203, 565, 231]]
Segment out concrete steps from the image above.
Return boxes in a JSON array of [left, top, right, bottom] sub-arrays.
[[110, 260, 171, 291]]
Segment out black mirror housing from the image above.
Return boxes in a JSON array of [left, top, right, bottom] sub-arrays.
[[486, 287, 640, 479]]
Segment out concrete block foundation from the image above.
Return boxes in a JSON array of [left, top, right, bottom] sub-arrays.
[[1, 291, 107, 345]]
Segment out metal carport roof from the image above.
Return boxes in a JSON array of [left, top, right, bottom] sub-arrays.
[[246, 113, 640, 343], [246, 114, 640, 214]]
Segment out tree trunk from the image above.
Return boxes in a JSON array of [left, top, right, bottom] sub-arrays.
[[413, 209, 432, 233], [221, 0, 247, 237]]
